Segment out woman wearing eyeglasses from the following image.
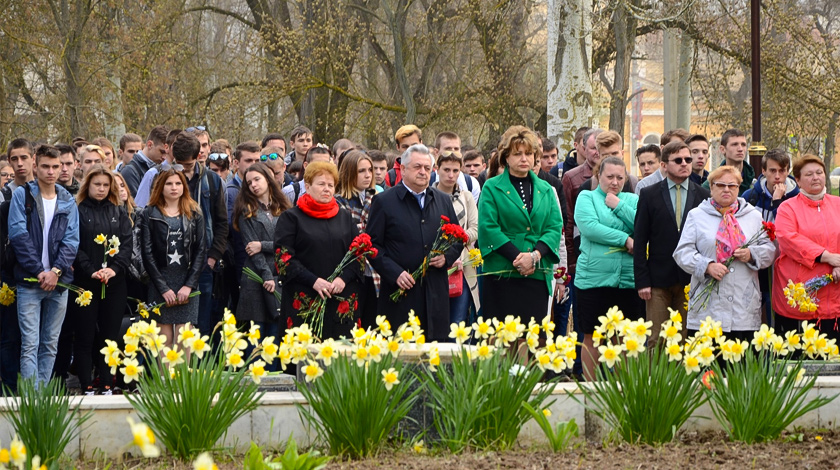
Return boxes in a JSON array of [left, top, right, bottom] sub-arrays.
[[773, 155, 840, 337], [674, 165, 775, 339], [0, 163, 12, 188]]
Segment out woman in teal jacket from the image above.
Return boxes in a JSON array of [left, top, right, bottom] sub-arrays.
[[478, 126, 564, 322], [575, 156, 642, 379]]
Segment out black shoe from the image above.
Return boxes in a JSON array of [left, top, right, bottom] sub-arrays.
[[83, 386, 96, 396]]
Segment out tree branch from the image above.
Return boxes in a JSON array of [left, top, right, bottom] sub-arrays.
[[184, 6, 257, 30]]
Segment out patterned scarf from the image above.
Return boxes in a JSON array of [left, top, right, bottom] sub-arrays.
[[711, 198, 745, 263]]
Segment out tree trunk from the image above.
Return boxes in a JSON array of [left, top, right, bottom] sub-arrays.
[[825, 112, 838, 191], [547, 0, 592, 152], [607, 1, 637, 137], [676, 32, 694, 131]]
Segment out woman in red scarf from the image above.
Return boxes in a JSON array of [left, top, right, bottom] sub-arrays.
[[274, 161, 362, 339]]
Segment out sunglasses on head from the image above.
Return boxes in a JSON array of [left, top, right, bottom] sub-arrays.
[[669, 157, 693, 165], [208, 153, 229, 161], [260, 153, 281, 162], [186, 126, 207, 133]]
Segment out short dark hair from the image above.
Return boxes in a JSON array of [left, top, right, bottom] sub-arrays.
[[463, 149, 484, 164], [661, 141, 689, 163], [685, 134, 709, 146], [35, 144, 61, 164], [367, 149, 387, 163], [166, 129, 183, 147], [234, 141, 261, 161], [762, 148, 791, 171], [635, 143, 661, 161], [119, 133, 143, 150], [660, 128, 690, 146], [720, 129, 745, 147], [290, 126, 313, 142], [55, 144, 76, 158], [146, 125, 171, 146], [7, 138, 34, 160], [434, 131, 460, 150], [261, 133, 286, 149], [436, 152, 463, 167], [574, 127, 591, 144], [172, 132, 201, 163], [305, 146, 331, 163], [541, 138, 557, 153]]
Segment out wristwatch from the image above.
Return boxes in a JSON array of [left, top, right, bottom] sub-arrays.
[[50, 267, 62, 277]]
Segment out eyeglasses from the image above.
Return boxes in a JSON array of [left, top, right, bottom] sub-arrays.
[[712, 182, 739, 191], [172, 164, 185, 172], [260, 153, 281, 162], [208, 153, 229, 161], [186, 126, 207, 133], [668, 157, 693, 165], [0, 172, 12, 178]]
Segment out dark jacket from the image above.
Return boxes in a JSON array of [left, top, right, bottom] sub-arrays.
[[275, 206, 362, 339], [139, 206, 206, 295], [741, 175, 799, 223], [226, 176, 246, 274], [120, 151, 155, 197], [187, 165, 228, 263], [367, 184, 462, 341], [537, 169, 570, 235], [702, 160, 755, 196], [8, 182, 79, 285], [237, 208, 281, 323], [561, 149, 580, 177], [634, 178, 710, 290], [689, 170, 708, 186], [74, 198, 133, 285]]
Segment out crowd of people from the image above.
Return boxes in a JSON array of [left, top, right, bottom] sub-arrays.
[[0, 121, 837, 391]]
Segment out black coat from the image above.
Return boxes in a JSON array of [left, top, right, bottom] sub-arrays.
[[138, 206, 207, 295], [74, 198, 133, 288], [274, 206, 362, 339], [537, 169, 570, 234], [634, 178, 710, 289], [367, 184, 462, 341]]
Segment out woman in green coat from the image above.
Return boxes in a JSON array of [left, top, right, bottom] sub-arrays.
[[478, 126, 564, 322], [575, 156, 642, 379]]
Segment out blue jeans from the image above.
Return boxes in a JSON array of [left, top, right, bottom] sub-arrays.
[[0, 301, 21, 393], [449, 276, 471, 327], [17, 287, 68, 387]]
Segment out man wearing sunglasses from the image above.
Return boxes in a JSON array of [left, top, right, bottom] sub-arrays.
[[259, 148, 292, 187], [634, 141, 710, 342], [634, 129, 688, 195]]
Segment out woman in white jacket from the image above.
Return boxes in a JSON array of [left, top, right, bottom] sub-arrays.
[[673, 166, 776, 338]]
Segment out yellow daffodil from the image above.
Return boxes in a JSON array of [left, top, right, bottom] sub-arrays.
[[665, 342, 682, 362], [787, 365, 806, 385], [368, 342, 383, 363], [304, 361, 324, 383], [428, 352, 440, 372], [247, 322, 261, 346], [669, 308, 683, 324], [0, 447, 9, 465], [9, 436, 24, 468], [127, 416, 160, 458], [352, 346, 370, 366], [226, 349, 245, 368], [475, 341, 494, 360], [416, 334, 425, 345], [161, 346, 184, 367], [535, 351, 552, 370], [0, 283, 16, 306], [542, 408, 551, 418], [316, 339, 337, 366], [99, 339, 119, 359], [683, 353, 701, 374], [223, 309, 237, 325], [381, 367, 400, 390], [387, 338, 401, 356], [178, 324, 197, 348], [541, 316, 556, 336], [94, 233, 107, 244], [30, 455, 45, 470], [193, 452, 218, 470], [249, 360, 267, 384], [472, 317, 495, 339], [598, 343, 623, 368], [107, 354, 121, 375], [623, 337, 644, 358], [408, 310, 421, 328], [120, 358, 143, 383], [413, 439, 427, 453], [526, 333, 539, 352], [190, 336, 211, 359], [261, 337, 279, 363], [376, 315, 392, 336]]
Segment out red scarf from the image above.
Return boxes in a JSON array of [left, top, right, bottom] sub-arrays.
[[298, 193, 339, 219]]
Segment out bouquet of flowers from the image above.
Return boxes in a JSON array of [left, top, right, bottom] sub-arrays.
[[783, 274, 835, 313], [275, 247, 291, 276], [24, 277, 93, 307], [0, 283, 15, 306], [128, 291, 202, 318], [689, 221, 775, 313], [95, 233, 120, 299], [391, 216, 468, 302], [295, 233, 377, 338]]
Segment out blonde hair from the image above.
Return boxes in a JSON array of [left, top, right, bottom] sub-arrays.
[[707, 165, 743, 185], [304, 161, 339, 186], [595, 130, 623, 152], [496, 126, 542, 169], [395, 125, 422, 146]]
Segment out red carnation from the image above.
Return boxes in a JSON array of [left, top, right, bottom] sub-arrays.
[[292, 299, 302, 310], [762, 221, 776, 242], [338, 300, 350, 314], [369, 248, 378, 259], [287, 316, 294, 329], [353, 300, 359, 310], [275, 248, 281, 255], [441, 215, 450, 223], [280, 253, 291, 263], [357, 318, 362, 328]]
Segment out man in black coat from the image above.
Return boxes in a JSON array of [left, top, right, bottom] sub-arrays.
[[634, 141, 710, 342], [367, 144, 462, 341]]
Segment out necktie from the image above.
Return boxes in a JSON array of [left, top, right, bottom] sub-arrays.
[[675, 185, 682, 229], [414, 192, 424, 209]]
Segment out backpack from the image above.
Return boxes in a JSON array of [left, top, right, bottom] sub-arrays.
[[292, 181, 303, 205], [0, 184, 35, 276]]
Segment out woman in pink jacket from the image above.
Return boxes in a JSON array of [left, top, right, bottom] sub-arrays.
[[773, 154, 840, 338]]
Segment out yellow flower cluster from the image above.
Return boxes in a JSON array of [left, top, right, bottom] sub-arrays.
[[103, 309, 279, 385], [193, 452, 219, 470], [466, 248, 483, 267], [95, 233, 121, 258], [783, 280, 818, 313], [74, 289, 93, 307], [126, 416, 159, 458], [0, 436, 30, 470], [0, 283, 15, 307]]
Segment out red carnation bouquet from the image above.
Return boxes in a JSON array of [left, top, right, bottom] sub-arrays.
[[296, 233, 377, 338], [390, 215, 468, 302]]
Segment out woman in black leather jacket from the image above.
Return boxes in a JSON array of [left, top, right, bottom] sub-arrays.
[[138, 168, 206, 347], [68, 165, 133, 395]]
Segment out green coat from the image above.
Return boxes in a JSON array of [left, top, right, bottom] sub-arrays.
[[574, 186, 638, 290], [478, 168, 564, 294]]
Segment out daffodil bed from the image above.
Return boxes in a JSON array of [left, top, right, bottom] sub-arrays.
[[76, 429, 840, 470]]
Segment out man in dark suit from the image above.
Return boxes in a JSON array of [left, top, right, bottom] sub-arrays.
[[634, 141, 711, 342], [367, 144, 462, 341]]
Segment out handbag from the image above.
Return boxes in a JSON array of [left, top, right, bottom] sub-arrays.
[[448, 269, 464, 298]]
